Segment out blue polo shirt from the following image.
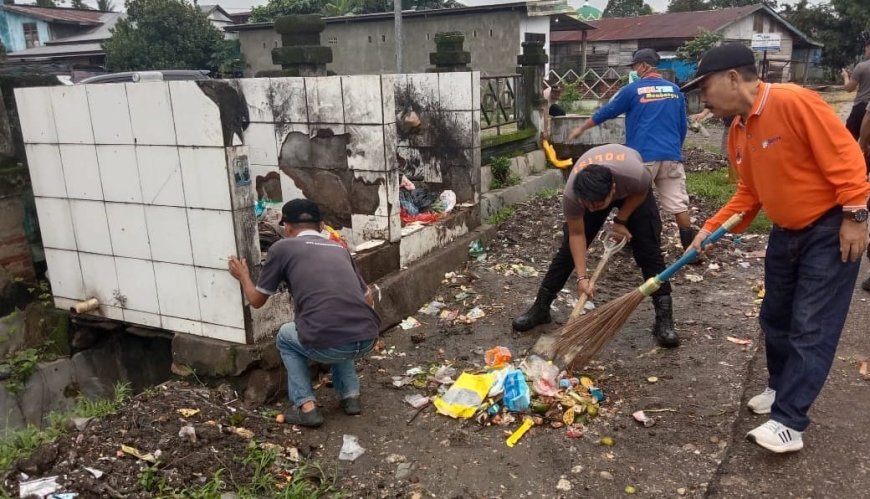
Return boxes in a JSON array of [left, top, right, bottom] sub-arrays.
[[592, 74, 687, 162]]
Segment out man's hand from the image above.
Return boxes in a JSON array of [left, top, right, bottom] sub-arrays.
[[609, 224, 632, 243], [228, 256, 250, 282], [567, 127, 585, 141], [578, 277, 595, 297], [840, 219, 868, 263], [365, 286, 375, 307], [841, 68, 850, 82], [685, 229, 713, 256]]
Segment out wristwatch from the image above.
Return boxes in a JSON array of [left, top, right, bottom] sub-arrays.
[[845, 208, 869, 223], [613, 216, 628, 226]]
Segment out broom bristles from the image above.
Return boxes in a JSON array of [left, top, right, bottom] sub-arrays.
[[553, 289, 647, 368]]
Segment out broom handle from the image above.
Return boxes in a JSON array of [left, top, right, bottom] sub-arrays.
[[657, 213, 744, 282], [570, 236, 627, 319]]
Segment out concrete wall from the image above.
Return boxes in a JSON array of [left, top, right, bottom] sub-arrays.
[[0, 11, 51, 52], [239, 11, 542, 77]]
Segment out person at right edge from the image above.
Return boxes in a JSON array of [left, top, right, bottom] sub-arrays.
[[857, 100, 870, 292], [842, 39, 870, 144], [684, 43, 870, 453]]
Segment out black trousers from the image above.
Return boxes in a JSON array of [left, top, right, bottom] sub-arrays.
[[846, 102, 870, 174], [540, 190, 672, 298]]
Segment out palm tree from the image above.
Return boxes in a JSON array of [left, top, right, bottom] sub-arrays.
[[96, 0, 116, 11], [324, 0, 355, 16]]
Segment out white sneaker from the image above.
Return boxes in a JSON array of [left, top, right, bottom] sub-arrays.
[[746, 420, 803, 453], [747, 387, 776, 414]]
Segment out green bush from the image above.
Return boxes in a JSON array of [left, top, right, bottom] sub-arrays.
[[489, 155, 520, 190]]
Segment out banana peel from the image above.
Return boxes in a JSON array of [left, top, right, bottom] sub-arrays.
[[542, 139, 573, 169]]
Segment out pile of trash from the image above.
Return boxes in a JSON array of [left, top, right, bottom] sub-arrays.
[[399, 175, 456, 226], [402, 347, 608, 445]]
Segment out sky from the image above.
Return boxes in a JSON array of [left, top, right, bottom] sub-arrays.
[[70, 0, 829, 15]]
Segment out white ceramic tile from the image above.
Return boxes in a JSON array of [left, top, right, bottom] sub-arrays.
[[105, 202, 151, 259], [236, 78, 273, 123], [351, 214, 388, 245], [69, 199, 113, 255], [126, 82, 176, 145], [123, 309, 162, 328], [271, 78, 308, 123], [384, 124, 398, 171], [136, 146, 185, 206], [244, 123, 279, 166], [187, 209, 236, 269], [178, 147, 231, 210], [408, 73, 439, 106], [49, 86, 94, 144], [79, 252, 119, 305], [25, 144, 66, 198], [381, 74, 398, 124], [471, 71, 481, 111], [96, 145, 142, 203], [201, 324, 246, 343], [114, 257, 159, 313], [153, 262, 200, 321], [388, 208, 402, 243], [438, 72, 473, 111], [60, 145, 103, 200], [448, 111, 474, 148], [44, 249, 84, 299], [169, 81, 224, 147], [161, 315, 202, 335], [34, 197, 77, 250], [305, 76, 343, 123], [346, 125, 386, 172], [14, 87, 57, 143], [86, 84, 134, 144], [342, 75, 383, 124], [145, 205, 193, 265], [196, 267, 244, 328]]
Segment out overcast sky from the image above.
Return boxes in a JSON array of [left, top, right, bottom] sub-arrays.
[[73, 0, 828, 14]]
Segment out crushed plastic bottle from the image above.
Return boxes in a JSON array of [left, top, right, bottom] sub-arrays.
[[521, 355, 560, 386]]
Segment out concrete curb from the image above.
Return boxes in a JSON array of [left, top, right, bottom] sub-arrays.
[[481, 169, 564, 220]]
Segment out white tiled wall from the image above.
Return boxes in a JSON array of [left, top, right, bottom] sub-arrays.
[[17, 82, 248, 344]]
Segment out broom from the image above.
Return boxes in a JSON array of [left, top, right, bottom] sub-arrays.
[[551, 213, 745, 368]]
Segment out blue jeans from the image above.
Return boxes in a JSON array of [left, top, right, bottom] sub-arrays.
[[276, 322, 375, 407], [759, 209, 860, 431]]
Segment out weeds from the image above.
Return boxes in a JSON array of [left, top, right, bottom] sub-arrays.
[[3, 348, 45, 395], [489, 155, 520, 190], [486, 206, 516, 226], [686, 169, 772, 234], [536, 188, 560, 200]]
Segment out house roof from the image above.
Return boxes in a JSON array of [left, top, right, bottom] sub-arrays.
[[6, 42, 104, 60], [199, 4, 233, 20], [550, 4, 820, 47], [45, 12, 123, 45], [0, 5, 105, 26]]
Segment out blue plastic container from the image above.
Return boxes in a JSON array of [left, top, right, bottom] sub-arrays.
[[503, 369, 531, 412]]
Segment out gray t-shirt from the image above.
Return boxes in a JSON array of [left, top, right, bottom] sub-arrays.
[[563, 144, 651, 219], [854, 59, 870, 104], [256, 233, 380, 348]]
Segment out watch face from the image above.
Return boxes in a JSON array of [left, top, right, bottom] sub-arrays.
[[855, 209, 869, 223]]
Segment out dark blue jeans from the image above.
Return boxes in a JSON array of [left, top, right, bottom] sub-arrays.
[[760, 209, 860, 431]]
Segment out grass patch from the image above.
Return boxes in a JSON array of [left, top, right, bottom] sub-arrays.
[[486, 206, 516, 226], [0, 382, 131, 471], [686, 169, 772, 234], [489, 155, 520, 190], [480, 126, 536, 150], [536, 188, 560, 200]]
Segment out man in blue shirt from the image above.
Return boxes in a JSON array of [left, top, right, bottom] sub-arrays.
[[568, 49, 696, 251]]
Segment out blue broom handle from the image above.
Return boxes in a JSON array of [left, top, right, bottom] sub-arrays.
[[656, 213, 745, 283]]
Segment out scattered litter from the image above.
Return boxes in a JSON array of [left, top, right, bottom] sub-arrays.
[[18, 476, 62, 498], [738, 261, 751, 269], [859, 361, 868, 378], [404, 394, 430, 409], [432, 365, 458, 385], [566, 427, 584, 438], [338, 434, 366, 462], [386, 453, 406, 464], [405, 367, 425, 376], [646, 376, 658, 383], [419, 301, 447, 315], [571, 465, 584, 474], [556, 478, 572, 491], [434, 372, 496, 418], [503, 369, 531, 412], [707, 263, 721, 271], [454, 292, 470, 302], [392, 376, 412, 387], [505, 417, 534, 447], [120, 445, 157, 463], [399, 317, 422, 330], [466, 307, 486, 320], [84, 468, 103, 479], [625, 485, 638, 494], [177, 408, 200, 418], [275, 413, 285, 424], [677, 487, 687, 495], [600, 471, 614, 480], [233, 427, 254, 439], [178, 425, 197, 443], [600, 436, 615, 446], [726, 336, 753, 346], [644, 408, 677, 413], [287, 447, 301, 462], [52, 493, 78, 499], [485, 346, 512, 368], [70, 416, 93, 431], [468, 240, 486, 261], [684, 274, 704, 283], [632, 410, 655, 428], [439, 190, 457, 213], [438, 309, 459, 321]]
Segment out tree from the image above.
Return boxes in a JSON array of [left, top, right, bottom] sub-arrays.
[[103, 0, 225, 72], [667, 0, 710, 13], [70, 0, 91, 8], [250, 0, 459, 22], [603, 0, 653, 18], [781, 0, 869, 76], [676, 29, 723, 63], [707, 0, 777, 8], [34, 0, 57, 7], [97, 0, 117, 11], [323, 0, 354, 16]]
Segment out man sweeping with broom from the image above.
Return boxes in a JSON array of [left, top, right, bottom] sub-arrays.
[[512, 143, 680, 348], [683, 43, 870, 453]]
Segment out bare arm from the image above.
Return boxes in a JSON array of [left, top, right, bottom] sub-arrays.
[[859, 107, 870, 154], [616, 191, 648, 222], [228, 257, 269, 309], [843, 68, 858, 92], [567, 118, 596, 141], [567, 217, 593, 295]]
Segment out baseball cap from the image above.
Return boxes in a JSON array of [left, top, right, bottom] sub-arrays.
[[681, 43, 756, 92], [629, 48, 660, 67], [280, 199, 322, 225]]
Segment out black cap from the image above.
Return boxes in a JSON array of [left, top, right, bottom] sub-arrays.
[[681, 43, 756, 92], [280, 199, 321, 225], [629, 48, 660, 67]]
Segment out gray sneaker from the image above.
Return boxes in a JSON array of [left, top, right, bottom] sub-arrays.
[[340, 397, 362, 415], [283, 407, 324, 427]]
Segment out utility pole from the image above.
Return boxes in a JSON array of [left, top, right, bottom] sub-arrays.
[[394, 0, 403, 73]]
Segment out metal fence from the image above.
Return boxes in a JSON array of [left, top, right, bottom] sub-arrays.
[[480, 74, 519, 136], [545, 67, 625, 100]]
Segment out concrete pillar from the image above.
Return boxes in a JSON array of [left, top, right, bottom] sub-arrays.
[[516, 33, 548, 130], [580, 30, 588, 75], [0, 88, 13, 161], [268, 15, 332, 77], [428, 32, 471, 73]]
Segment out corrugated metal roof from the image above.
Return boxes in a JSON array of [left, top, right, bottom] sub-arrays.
[[45, 12, 123, 45], [7, 42, 104, 60], [1, 5, 105, 26]]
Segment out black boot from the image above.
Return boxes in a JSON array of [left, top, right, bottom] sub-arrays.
[[652, 295, 680, 348], [512, 288, 556, 332], [679, 227, 702, 264]]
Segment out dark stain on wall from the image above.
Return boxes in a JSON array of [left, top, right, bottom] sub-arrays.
[[255, 171, 283, 201], [197, 81, 250, 147]]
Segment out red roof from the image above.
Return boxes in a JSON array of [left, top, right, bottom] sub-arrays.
[[551, 5, 761, 43], [0, 5, 105, 25]]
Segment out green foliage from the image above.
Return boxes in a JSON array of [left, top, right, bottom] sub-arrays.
[[489, 155, 520, 190], [251, 0, 328, 22], [251, 0, 459, 22], [34, 0, 57, 7], [212, 39, 245, 78], [3, 348, 48, 395], [559, 82, 581, 107], [97, 0, 117, 11], [324, 0, 355, 16], [686, 169, 772, 233], [676, 29, 723, 64], [536, 188, 560, 200], [708, 0, 777, 7], [103, 0, 225, 72], [782, 0, 869, 77], [603, 0, 653, 18], [70, 0, 91, 9], [480, 126, 536, 150], [667, 0, 710, 13], [486, 206, 516, 226]]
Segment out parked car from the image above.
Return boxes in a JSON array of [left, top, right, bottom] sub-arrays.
[[78, 70, 211, 84]]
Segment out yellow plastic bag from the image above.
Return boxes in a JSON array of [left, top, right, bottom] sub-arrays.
[[433, 372, 496, 419], [542, 139, 573, 169]]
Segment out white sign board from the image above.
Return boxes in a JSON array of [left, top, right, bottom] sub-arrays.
[[751, 33, 781, 52]]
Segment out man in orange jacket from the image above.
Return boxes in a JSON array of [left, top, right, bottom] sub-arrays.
[[683, 44, 870, 453]]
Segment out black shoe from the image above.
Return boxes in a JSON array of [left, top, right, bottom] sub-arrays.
[[862, 276, 870, 293], [679, 227, 702, 264], [340, 397, 362, 415], [652, 295, 680, 348], [512, 288, 556, 332], [283, 407, 324, 427]]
